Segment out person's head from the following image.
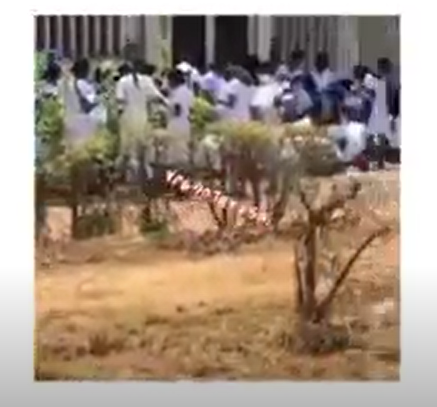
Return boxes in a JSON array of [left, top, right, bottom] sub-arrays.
[[43, 63, 61, 84], [168, 69, 186, 89], [377, 57, 392, 76], [352, 64, 368, 83], [132, 59, 145, 73], [207, 63, 219, 74], [315, 51, 330, 72], [71, 58, 90, 79], [232, 65, 253, 86], [142, 63, 156, 76], [288, 49, 305, 70], [129, 59, 146, 87], [243, 54, 260, 71], [113, 62, 130, 81], [223, 65, 236, 81], [256, 61, 274, 83]]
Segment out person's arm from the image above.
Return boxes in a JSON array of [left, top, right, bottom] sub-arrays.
[[145, 77, 168, 105], [115, 78, 126, 114], [226, 81, 238, 109]]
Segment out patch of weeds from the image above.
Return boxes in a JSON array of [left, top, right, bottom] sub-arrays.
[[75, 211, 116, 240], [87, 331, 127, 357], [143, 315, 171, 326], [138, 213, 170, 241], [277, 321, 353, 355]]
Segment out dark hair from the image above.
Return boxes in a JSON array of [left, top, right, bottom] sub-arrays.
[[143, 63, 156, 76], [94, 67, 103, 84], [315, 51, 329, 71], [353, 64, 368, 81], [290, 49, 305, 62], [43, 62, 61, 84], [168, 69, 185, 88], [117, 62, 131, 79], [377, 57, 392, 74], [129, 59, 145, 88], [207, 63, 218, 72], [256, 61, 274, 76], [71, 58, 90, 79]]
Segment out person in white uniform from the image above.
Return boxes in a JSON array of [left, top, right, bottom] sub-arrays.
[[223, 66, 254, 122], [366, 58, 393, 169], [166, 69, 195, 168], [327, 66, 375, 171], [61, 58, 101, 149], [250, 62, 282, 123], [311, 52, 335, 92], [116, 59, 167, 171]]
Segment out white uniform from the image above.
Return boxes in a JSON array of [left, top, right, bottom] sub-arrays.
[[328, 121, 367, 163], [226, 78, 254, 122], [311, 69, 335, 92], [166, 84, 194, 165], [250, 75, 282, 123], [61, 77, 100, 148], [116, 73, 164, 156], [367, 77, 391, 136]]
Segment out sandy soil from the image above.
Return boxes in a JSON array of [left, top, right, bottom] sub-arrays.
[[35, 170, 400, 380]]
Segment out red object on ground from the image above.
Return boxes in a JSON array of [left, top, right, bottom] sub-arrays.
[[352, 154, 370, 172]]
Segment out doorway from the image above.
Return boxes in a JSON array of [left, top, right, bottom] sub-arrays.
[[172, 16, 206, 69], [215, 16, 248, 66]]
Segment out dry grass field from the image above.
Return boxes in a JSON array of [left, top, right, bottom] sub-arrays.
[[35, 170, 400, 381]]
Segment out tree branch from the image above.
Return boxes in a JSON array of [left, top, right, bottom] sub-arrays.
[[313, 225, 391, 322]]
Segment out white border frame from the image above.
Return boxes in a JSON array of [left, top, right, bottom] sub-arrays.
[[1, 0, 436, 404]]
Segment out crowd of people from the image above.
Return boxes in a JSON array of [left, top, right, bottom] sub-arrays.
[[35, 47, 401, 175]]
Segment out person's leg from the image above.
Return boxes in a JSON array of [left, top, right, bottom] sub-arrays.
[[375, 133, 388, 170]]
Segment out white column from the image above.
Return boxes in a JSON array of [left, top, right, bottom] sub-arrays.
[[94, 16, 101, 56], [205, 16, 215, 64], [248, 16, 256, 55], [70, 16, 77, 58], [139, 16, 148, 60], [83, 16, 89, 57], [125, 16, 137, 42], [336, 16, 359, 77], [118, 16, 125, 55], [56, 16, 63, 54], [145, 16, 160, 64], [159, 16, 172, 68], [43, 16, 50, 50], [107, 16, 114, 55], [256, 16, 273, 61]]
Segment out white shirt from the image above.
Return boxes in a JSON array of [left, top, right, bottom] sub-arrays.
[[62, 78, 97, 116], [226, 78, 254, 121], [116, 73, 163, 117], [61, 77, 99, 146], [311, 69, 335, 91], [167, 84, 194, 134], [251, 75, 282, 121], [252, 75, 282, 108], [201, 71, 225, 100], [367, 77, 390, 135]]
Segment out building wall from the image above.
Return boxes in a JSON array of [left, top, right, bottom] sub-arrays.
[[273, 16, 339, 68], [358, 16, 400, 69], [35, 15, 400, 72], [34, 15, 140, 58]]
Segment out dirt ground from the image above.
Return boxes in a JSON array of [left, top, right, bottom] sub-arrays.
[[35, 171, 400, 381]]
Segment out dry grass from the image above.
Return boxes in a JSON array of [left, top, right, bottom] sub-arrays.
[[35, 171, 400, 381]]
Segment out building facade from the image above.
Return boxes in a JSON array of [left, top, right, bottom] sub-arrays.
[[35, 15, 399, 72]]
